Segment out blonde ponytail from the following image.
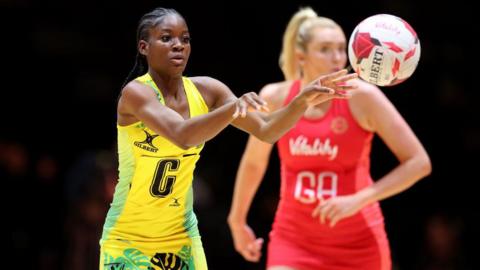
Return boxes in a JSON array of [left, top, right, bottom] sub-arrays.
[[279, 7, 342, 81], [279, 7, 317, 80]]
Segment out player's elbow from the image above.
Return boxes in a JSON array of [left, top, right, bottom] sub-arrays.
[[421, 155, 432, 177], [417, 153, 432, 179], [168, 137, 190, 150], [243, 161, 266, 176], [166, 130, 194, 150], [177, 136, 207, 150], [166, 124, 205, 150], [176, 142, 191, 150], [179, 135, 206, 150]]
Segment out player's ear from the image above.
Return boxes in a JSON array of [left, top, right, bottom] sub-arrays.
[[296, 48, 306, 67], [138, 40, 148, 56]]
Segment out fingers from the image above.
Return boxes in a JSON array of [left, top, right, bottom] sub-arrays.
[[332, 90, 352, 99], [244, 94, 261, 111], [312, 204, 321, 218], [232, 106, 239, 118], [231, 225, 263, 262], [247, 238, 264, 260], [255, 238, 264, 247], [240, 238, 264, 262], [317, 71, 357, 97], [331, 84, 357, 99], [326, 207, 340, 226], [305, 77, 356, 105], [320, 203, 333, 225], [334, 82, 358, 91], [235, 92, 270, 118], [240, 99, 248, 118], [312, 199, 337, 226], [232, 99, 248, 118], [249, 94, 270, 112], [312, 196, 324, 217], [330, 213, 345, 227], [303, 86, 335, 102], [232, 102, 241, 118], [335, 82, 358, 97], [320, 69, 349, 81], [331, 73, 358, 84], [310, 86, 335, 95], [245, 92, 270, 112], [242, 248, 261, 262]]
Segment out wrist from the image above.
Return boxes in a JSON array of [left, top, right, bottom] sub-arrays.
[[224, 100, 238, 119], [291, 94, 309, 110], [356, 187, 377, 207], [227, 214, 247, 228]]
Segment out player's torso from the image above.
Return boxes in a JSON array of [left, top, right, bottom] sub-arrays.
[[102, 74, 209, 243], [275, 80, 379, 233]]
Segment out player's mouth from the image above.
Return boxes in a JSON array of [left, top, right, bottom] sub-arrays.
[[170, 54, 185, 65]]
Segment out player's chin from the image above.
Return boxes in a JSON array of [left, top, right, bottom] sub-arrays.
[[168, 65, 187, 76]]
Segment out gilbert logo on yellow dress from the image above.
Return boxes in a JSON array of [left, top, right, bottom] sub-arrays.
[[134, 130, 159, 152]]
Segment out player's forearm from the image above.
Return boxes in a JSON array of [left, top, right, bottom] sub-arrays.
[[228, 162, 267, 225], [256, 95, 308, 143], [174, 102, 237, 149], [357, 154, 432, 206]]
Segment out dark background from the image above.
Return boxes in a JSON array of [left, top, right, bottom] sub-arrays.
[[2, 0, 478, 269]]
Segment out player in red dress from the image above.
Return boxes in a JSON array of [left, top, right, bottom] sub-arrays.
[[228, 7, 431, 270]]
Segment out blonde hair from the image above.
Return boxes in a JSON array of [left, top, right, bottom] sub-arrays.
[[279, 7, 341, 80]]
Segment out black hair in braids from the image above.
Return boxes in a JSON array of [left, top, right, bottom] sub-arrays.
[[121, 8, 183, 89]]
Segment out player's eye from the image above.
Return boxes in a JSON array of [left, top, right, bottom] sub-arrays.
[[161, 35, 171, 42], [182, 36, 191, 44], [320, 47, 332, 53]]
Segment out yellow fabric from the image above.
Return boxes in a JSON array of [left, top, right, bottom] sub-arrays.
[[100, 73, 209, 269]]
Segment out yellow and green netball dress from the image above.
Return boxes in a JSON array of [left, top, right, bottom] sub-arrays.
[[100, 73, 209, 270]]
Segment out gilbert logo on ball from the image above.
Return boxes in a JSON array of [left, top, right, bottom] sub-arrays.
[[348, 14, 421, 86]]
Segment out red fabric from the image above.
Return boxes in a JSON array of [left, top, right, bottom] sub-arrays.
[[268, 80, 391, 269]]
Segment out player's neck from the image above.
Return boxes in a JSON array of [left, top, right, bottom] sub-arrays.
[[148, 69, 183, 97]]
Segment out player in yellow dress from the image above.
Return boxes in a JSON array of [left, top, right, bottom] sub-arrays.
[[99, 7, 357, 270]]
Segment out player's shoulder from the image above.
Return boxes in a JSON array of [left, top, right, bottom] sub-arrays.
[[259, 80, 293, 110], [349, 78, 395, 120], [351, 78, 385, 101], [121, 79, 157, 101], [188, 76, 229, 96], [189, 76, 227, 92]]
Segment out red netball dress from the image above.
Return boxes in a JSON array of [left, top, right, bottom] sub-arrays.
[[267, 80, 391, 270]]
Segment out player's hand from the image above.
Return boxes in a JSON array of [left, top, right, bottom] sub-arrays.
[[311, 194, 365, 227], [300, 69, 358, 106], [228, 222, 264, 262], [233, 92, 270, 118]]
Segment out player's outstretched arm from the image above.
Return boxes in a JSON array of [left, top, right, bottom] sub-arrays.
[[233, 69, 357, 143], [118, 80, 265, 149]]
